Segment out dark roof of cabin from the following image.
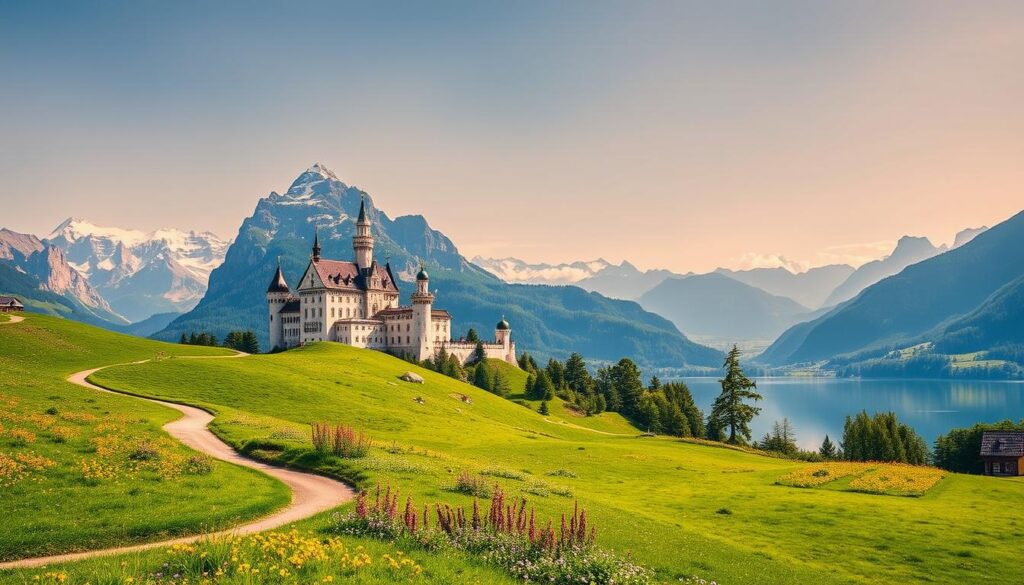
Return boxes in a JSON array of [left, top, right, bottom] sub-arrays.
[[267, 265, 290, 293], [280, 300, 300, 313], [980, 431, 1024, 457], [0, 296, 23, 306]]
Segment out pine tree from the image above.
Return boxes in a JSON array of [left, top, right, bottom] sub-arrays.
[[529, 370, 556, 401], [538, 401, 550, 416], [819, 435, 837, 459], [473, 341, 486, 363], [708, 345, 762, 444], [242, 331, 260, 354], [611, 358, 644, 417], [466, 328, 480, 343], [179, 333, 188, 345], [492, 369, 510, 397], [189, 332, 198, 345], [664, 403, 691, 437], [649, 375, 662, 390], [472, 362, 493, 391], [563, 353, 592, 395]]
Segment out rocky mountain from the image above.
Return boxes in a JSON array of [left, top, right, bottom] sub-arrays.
[[823, 236, 946, 307], [759, 210, 1024, 366], [930, 273, 1024, 355], [157, 164, 722, 368], [46, 219, 230, 322], [471, 257, 614, 285], [715, 265, 854, 310], [0, 227, 126, 325], [639, 272, 814, 342]]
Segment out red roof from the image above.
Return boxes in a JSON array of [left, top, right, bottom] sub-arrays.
[[310, 260, 399, 293]]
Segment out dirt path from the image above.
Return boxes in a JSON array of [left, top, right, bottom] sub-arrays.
[[0, 345, 354, 570], [0, 313, 24, 324]]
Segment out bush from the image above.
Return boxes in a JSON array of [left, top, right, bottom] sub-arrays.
[[450, 470, 492, 497], [481, 466, 528, 481], [311, 422, 371, 458]]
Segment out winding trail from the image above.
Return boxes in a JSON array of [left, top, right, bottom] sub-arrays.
[[0, 321, 354, 570], [0, 313, 24, 324]]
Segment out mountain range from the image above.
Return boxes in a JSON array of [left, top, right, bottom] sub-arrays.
[[154, 164, 722, 368], [759, 212, 1023, 369], [46, 219, 230, 322], [0, 228, 126, 326], [637, 273, 817, 342]]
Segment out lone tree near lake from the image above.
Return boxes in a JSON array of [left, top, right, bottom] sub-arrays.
[[709, 345, 762, 444]]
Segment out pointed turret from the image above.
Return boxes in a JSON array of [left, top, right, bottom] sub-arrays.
[[312, 229, 321, 262], [353, 195, 374, 269], [266, 261, 290, 293]]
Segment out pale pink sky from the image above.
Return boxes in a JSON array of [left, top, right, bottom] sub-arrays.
[[2, 2, 1021, 273]]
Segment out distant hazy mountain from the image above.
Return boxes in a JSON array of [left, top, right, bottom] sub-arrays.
[[159, 164, 721, 367], [638, 272, 814, 341], [823, 236, 946, 307], [716, 265, 853, 310], [952, 226, 988, 249], [575, 261, 685, 300], [0, 227, 127, 325], [46, 219, 230, 322], [760, 210, 1024, 366], [471, 257, 613, 285]]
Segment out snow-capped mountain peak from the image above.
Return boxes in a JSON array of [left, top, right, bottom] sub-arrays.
[[44, 218, 231, 322]]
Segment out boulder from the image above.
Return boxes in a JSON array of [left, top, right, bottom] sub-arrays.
[[400, 372, 424, 384]]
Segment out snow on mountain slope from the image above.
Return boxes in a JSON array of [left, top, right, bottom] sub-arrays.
[[46, 218, 230, 322], [471, 256, 613, 285]]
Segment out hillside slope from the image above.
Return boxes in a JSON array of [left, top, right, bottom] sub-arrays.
[[86, 338, 1024, 585], [761, 210, 1024, 365]]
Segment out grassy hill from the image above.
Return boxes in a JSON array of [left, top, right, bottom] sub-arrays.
[[0, 315, 288, 561], [72, 339, 1024, 584]]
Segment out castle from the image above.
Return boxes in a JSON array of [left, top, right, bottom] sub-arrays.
[[266, 199, 516, 365]]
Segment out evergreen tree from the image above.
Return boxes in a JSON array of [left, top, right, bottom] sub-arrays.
[[546, 358, 566, 391], [472, 362, 493, 391], [538, 401, 550, 416], [242, 331, 260, 354], [492, 369, 511, 398], [637, 394, 662, 433], [466, 328, 480, 343], [524, 373, 536, 397], [664, 403, 691, 437], [819, 435, 838, 459], [563, 353, 593, 395], [179, 333, 188, 345], [663, 382, 704, 438], [189, 332, 198, 345], [529, 370, 556, 401], [708, 345, 762, 444], [611, 358, 645, 417], [473, 341, 486, 363], [434, 347, 449, 372], [705, 415, 725, 441], [649, 375, 662, 390], [224, 331, 239, 349]]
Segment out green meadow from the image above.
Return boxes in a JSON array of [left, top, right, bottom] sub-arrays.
[[0, 315, 288, 561], [2, 316, 1023, 584]]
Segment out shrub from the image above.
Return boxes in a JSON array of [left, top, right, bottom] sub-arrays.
[[547, 468, 578, 478], [129, 440, 160, 461], [44, 407, 58, 416], [311, 422, 371, 458], [184, 455, 213, 475], [450, 470, 492, 497], [481, 466, 528, 481]]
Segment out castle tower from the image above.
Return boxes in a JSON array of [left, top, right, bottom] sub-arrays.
[[266, 261, 291, 351], [495, 317, 514, 363], [312, 229, 321, 263], [353, 197, 374, 270], [411, 267, 435, 360]]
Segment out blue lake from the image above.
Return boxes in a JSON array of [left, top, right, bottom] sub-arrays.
[[679, 377, 1024, 450]]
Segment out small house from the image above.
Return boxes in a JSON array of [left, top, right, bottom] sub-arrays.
[[980, 431, 1024, 476], [0, 296, 23, 313]]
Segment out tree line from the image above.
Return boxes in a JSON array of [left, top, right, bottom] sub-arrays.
[[180, 330, 260, 353]]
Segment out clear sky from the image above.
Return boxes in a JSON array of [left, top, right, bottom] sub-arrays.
[[2, 1, 1021, 273]]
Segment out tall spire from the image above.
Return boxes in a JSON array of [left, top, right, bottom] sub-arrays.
[[312, 228, 321, 262], [357, 195, 368, 224]]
